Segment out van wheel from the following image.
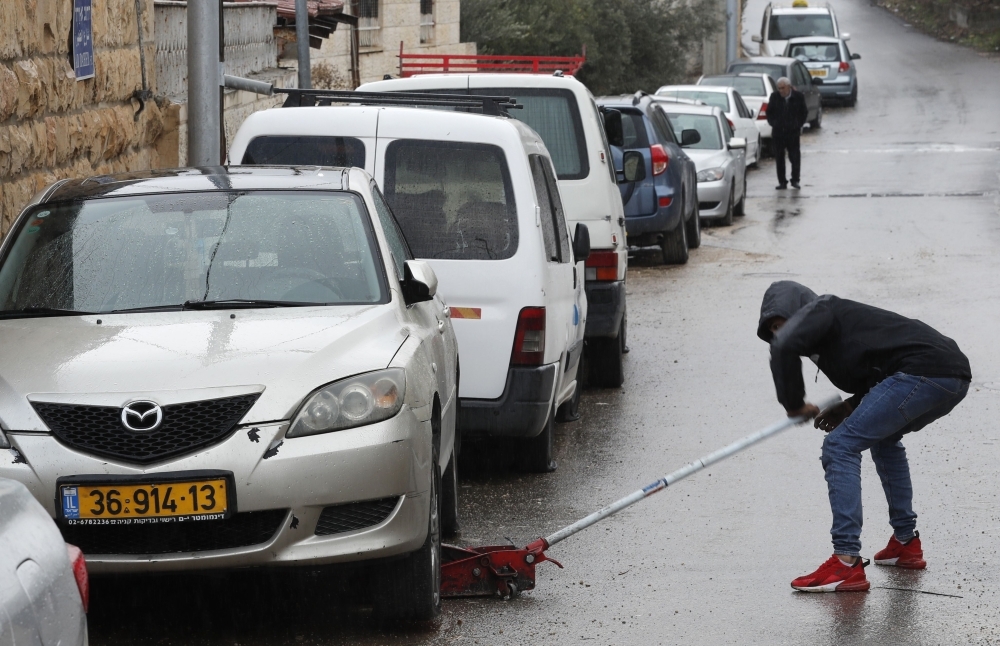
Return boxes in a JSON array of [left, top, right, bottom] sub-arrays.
[[684, 191, 701, 249], [588, 316, 626, 388], [517, 405, 557, 472], [377, 447, 441, 621], [556, 358, 582, 422], [441, 446, 460, 537], [660, 218, 688, 264]]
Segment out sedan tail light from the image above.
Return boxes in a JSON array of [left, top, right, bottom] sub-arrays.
[[66, 544, 89, 613], [838, 61, 850, 73], [585, 250, 619, 282], [757, 102, 768, 120], [650, 144, 669, 175], [511, 307, 545, 366]]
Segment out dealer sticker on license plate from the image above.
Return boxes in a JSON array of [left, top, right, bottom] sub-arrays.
[[60, 477, 229, 525]]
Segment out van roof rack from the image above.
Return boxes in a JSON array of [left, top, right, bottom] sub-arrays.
[[274, 88, 521, 116]]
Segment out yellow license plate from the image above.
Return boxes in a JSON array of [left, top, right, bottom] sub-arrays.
[[809, 68, 828, 77], [60, 477, 229, 524]]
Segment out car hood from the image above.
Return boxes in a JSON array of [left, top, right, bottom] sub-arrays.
[[0, 305, 406, 430], [683, 149, 731, 171]]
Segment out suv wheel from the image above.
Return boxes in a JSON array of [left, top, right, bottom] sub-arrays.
[[660, 218, 689, 264], [684, 191, 701, 249], [517, 404, 557, 472]]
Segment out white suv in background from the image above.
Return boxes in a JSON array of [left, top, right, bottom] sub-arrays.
[[230, 95, 590, 472], [358, 74, 630, 389], [754, 2, 847, 57]]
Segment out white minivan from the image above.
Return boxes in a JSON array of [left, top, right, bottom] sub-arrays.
[[358, 74, 630, 388], [230, 98, 590, 471]]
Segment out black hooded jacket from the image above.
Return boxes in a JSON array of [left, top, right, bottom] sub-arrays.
[[758, 281, 971, 411]]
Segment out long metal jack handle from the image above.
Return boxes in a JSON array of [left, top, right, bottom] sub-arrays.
[[524, 395, 843, 557]]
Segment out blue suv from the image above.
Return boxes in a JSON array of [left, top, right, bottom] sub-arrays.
[[597, 93, 699, 264]]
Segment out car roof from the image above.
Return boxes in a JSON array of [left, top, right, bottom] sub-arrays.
[[361, 73, 587, 91], [41, 166, 361, 204], [657, 85, 730, 94], [734, 56, 798, 65], [785, 36, 842, 44], [654, 102, 720, 116], [770, 5, 833, 14]]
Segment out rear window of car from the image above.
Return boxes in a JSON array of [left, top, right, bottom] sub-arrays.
[[470, 88, 589, 181], [666, 114, 723, 150], [769, 14, 835, 39], [620, 110, 650, 150], [728, 63, 786, 79], [657, 90, 730, 112], [788, 43, 841, 62], [241, 136, 366, 168], [383, 140, 518, 261], [699, 75, 767, 97]]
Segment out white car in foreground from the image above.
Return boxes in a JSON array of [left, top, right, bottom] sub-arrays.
[[0, 167, 458, 621], [654, 85, 761, 166]]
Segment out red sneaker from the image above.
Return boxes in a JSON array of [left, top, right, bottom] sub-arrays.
[[874, 531, 926, 569], [791, 555, 871, 592]]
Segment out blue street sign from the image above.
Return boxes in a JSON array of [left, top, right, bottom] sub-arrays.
[[73, 0, 95, 80]]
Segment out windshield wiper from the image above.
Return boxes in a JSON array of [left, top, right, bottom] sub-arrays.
[[110, 303, 188, 313], [0, 307, 97, 319], [182, 299, 321, 310]]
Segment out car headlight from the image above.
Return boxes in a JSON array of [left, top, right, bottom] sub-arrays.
[[287, 368, 406, 437], [697, 167, 725, 182]]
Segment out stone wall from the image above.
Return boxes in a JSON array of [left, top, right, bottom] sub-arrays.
[[0, 0, 166, 236]]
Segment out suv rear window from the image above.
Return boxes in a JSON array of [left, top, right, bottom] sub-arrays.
[[620, 110, 650, 151], [470, 88, 589, 181], [241, 136, 366, 168], [768, 14, 835, 39], [383, 140, 518, 261]]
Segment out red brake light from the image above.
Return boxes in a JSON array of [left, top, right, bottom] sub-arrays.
[[650, 144, 669, 175], [757, 102, 768, 120], [585, 250, 618, 281], [838, 61, 850, 73], [659, 196, 672, 208], [727, 117, 735, 131], [66, 544, 89, 613], [511, 307, 545, 366]]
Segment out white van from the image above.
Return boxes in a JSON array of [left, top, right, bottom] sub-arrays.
[[358, 74, 630, 388], [229, 97, 590, 471]]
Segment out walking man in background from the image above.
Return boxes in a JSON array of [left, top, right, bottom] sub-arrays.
[[766, 78, 808, 189], [757, 281, 971, 592]]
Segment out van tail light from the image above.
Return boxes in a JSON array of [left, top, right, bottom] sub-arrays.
[[727, 117, 735, 131], [66, 544, 89, 613], [511, 307, 545, 366], [838, 61, 850, 73], [650, 144, 669, 175], [585, 250, 618, 282], [757, 102, 768, 120]]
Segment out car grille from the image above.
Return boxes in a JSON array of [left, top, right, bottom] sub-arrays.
[[314, 497, 400, 536], [60, 509, 289, 555], [32, 394, 260, 464], [699, 201, 721, 210]]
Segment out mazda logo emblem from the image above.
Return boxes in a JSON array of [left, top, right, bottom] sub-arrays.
[[121, 401, 163, 432]]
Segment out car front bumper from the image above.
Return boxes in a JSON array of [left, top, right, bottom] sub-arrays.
[[458, 363, 557, 438], [696, 179, 730, 219], [1, 409, 431, 573]]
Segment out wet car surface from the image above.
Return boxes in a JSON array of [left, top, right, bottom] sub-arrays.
[[85, 0, 1000, 641]]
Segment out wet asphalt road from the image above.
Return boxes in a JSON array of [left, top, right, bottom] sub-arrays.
[[89, 1, 1000, 643]]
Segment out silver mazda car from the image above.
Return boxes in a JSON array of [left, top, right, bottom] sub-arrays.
[[0, 166, 459, 620]]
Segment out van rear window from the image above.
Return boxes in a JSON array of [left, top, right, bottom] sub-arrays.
[[383, 140, 518, 261], [469, 88, 589, 181], [241, 136, 366, 168]]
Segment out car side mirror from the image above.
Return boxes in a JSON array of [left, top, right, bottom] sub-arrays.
[[621, 150, 646, 183], [401, 260, 437, 305], [572, 223, 591, 263], [728, 137, 747, 150], [841, 33, 851, 41], [601, 108, 624, 147], [752, 34, 762, 42], [811, 77, 823, 85], [851, 53, 861, 60], [681, 128, 701, 147], [749, 108, 756, 118]]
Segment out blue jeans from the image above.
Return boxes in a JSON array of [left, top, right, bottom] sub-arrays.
[[822, 373, 969, 557]]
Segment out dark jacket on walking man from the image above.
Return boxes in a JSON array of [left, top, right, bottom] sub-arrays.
[[757, 281, 971, 593], [766, 78, 808, 189]]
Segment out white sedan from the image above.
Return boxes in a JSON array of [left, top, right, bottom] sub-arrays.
[[0, 166, 459, 621], [655, 84, 761, 167], [656, 101, 747, 227], [697, 73, 779, 146]]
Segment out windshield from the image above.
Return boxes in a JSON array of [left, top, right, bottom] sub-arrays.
[[657, 90, 730, 112], [666, 114, 723, 150], [0, 192, 385, 314], [699, 76, 767, 97], [787, 42, 841, 62], [769, 14, 835, 39]]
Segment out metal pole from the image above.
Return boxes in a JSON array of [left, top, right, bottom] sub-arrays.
[[187, 0, 221, 166], [542, 395, 842, 548], [725, 0, 739, 64], [296, 0, 311, 89]]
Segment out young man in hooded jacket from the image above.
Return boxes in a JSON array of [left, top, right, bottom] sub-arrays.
[[758, 281, 971, 592]]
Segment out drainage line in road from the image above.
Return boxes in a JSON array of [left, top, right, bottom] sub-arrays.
[[876, 585, 963, 599]]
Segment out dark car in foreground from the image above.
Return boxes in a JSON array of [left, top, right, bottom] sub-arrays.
[[597, 93, 700, 264]]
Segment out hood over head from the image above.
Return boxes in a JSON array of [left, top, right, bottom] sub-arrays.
[[757, 280, 818, 342]]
